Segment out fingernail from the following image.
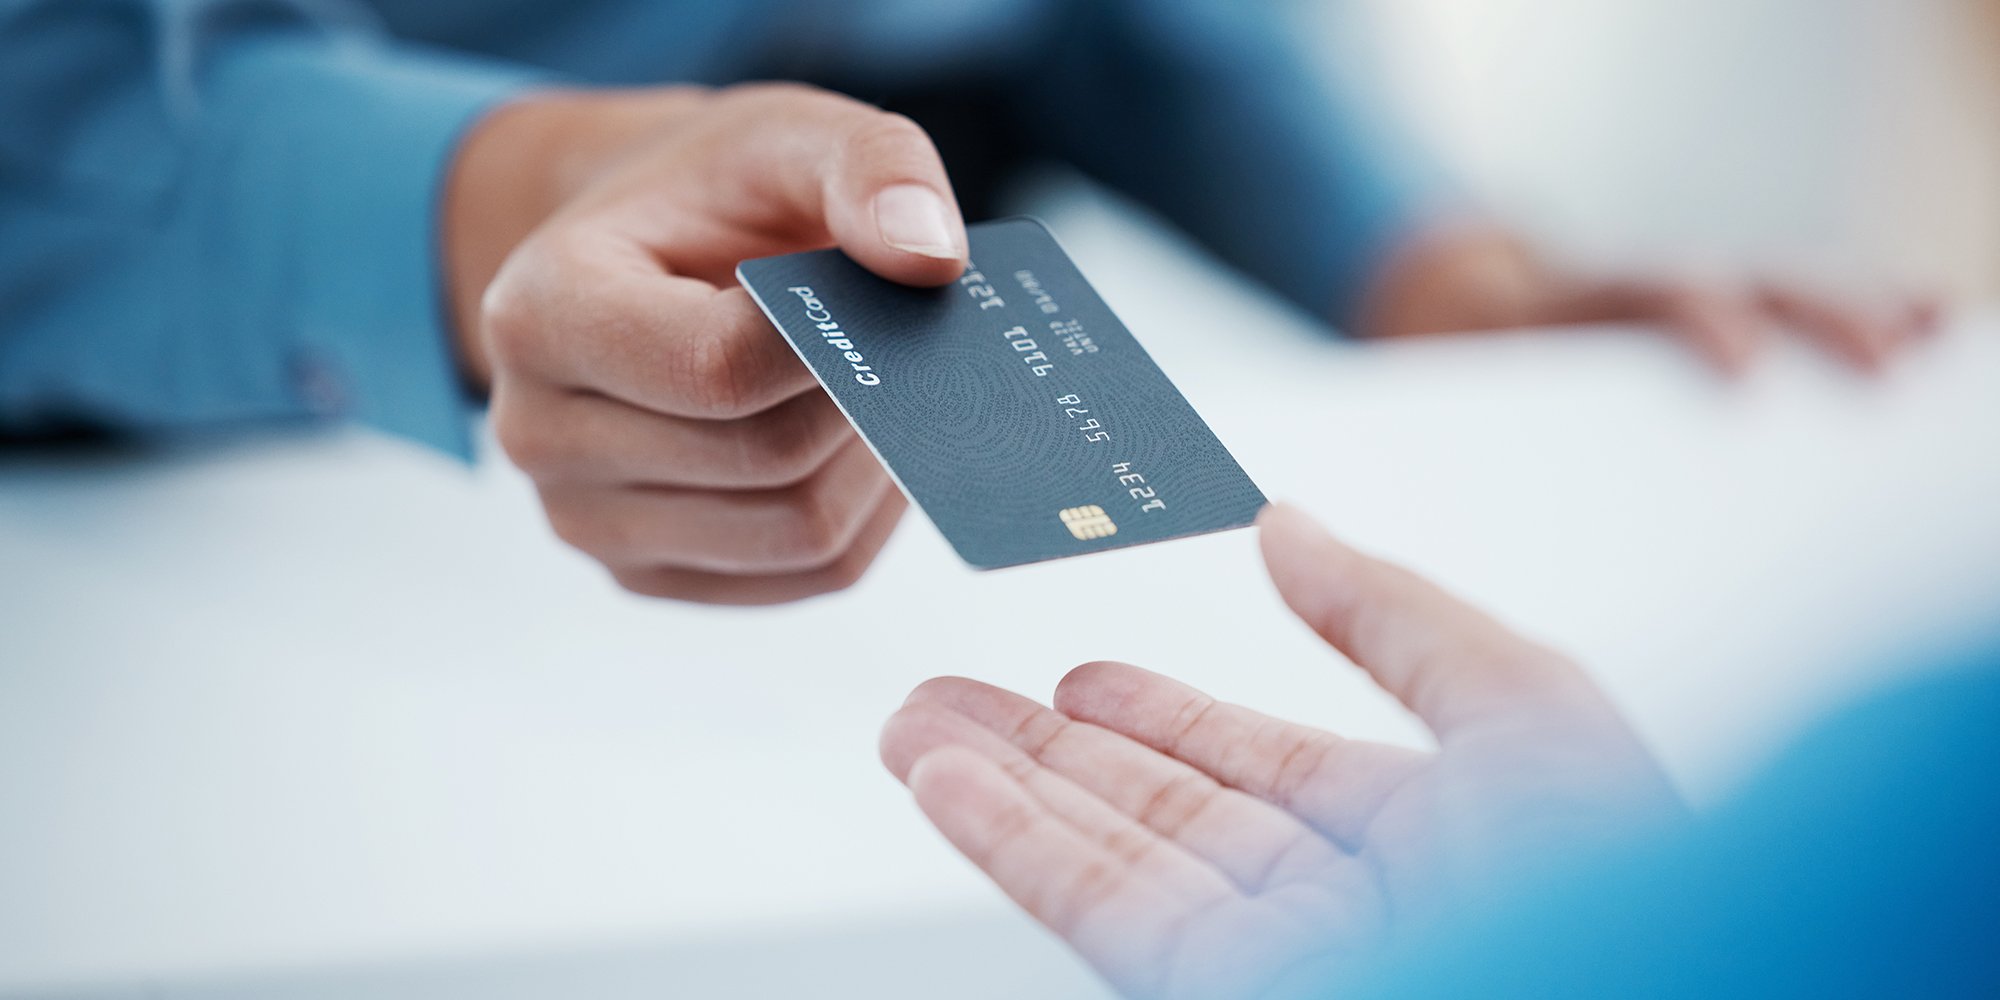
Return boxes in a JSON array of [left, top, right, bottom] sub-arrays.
[[873, 184, 962, 260]]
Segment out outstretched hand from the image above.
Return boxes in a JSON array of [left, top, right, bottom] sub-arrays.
[[881, 503, 1681, 999]]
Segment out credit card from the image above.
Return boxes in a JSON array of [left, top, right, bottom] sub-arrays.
[[737, 217, 1265, 570]]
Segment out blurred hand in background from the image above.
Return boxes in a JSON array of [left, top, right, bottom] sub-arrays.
[[881, 503, 1681, 998], [1360, 221, 1941, 374]]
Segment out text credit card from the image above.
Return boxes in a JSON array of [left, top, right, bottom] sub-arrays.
[[738, 217, 1265, 570]]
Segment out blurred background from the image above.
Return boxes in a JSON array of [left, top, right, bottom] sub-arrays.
[[1314, 0, 1999, 298], [3, 1, 1997, 998]]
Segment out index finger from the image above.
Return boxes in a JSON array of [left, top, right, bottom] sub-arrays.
[[486, 237, 819, 419], [677, 84, 969, 286]]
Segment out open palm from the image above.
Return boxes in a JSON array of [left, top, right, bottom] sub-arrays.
[[880, 504, 1682, 999]]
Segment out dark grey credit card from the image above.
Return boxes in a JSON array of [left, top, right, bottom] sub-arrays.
[[736, 217, 1265, 570]]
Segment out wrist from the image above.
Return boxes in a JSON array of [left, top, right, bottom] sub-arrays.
[[442, 87, 709, 388]]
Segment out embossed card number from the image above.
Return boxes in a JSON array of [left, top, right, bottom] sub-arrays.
[[737, 218, 1265, 570]]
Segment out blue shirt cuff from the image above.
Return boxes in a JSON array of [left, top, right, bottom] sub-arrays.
[[197, 34, 541, 458]]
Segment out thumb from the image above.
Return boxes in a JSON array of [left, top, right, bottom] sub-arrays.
[[1256, 502, 1598, 741], [706, 85, 969, 286]]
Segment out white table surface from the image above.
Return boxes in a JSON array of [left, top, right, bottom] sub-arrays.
[[4, 205, 1998, 998]]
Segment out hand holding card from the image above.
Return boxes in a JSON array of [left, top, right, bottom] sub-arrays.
[[466, 84, 972, 604], [740, 218, 1266, 570]]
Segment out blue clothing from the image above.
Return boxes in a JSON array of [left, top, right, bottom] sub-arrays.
[[0, 0, 1424, 457], [1348, 647, 2000, 1000]]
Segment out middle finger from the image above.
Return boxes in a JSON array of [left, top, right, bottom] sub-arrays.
[[499, 378, 856, 490], [540, 437, 894, 574]]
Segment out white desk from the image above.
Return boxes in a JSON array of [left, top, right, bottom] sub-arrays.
[[4, 207, 1997, 997]]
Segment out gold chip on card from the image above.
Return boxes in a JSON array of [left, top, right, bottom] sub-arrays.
[[1058, 505, 1118, 541]]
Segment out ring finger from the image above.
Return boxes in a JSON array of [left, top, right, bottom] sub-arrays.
[[539, 437, 895, 574]]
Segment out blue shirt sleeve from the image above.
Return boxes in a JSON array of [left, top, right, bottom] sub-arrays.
[[0, 0, 540, 457], [758, 0, 1441, 331], [1341, 650, 2000, 1000], [1015, 0, 1440, 330]]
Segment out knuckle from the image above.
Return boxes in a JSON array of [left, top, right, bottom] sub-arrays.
[[481, 236, 590, 373], [857, 110, 931, 147], [543, 502, 626, 560], [493, 405, 559, 477], [479, 269, 540, 370], [678, 328, 764, 418], [713, 82, 877, 136], [734, 403, 838, 486], [844, 111, 935, 164], [774, 489, 851, 567]]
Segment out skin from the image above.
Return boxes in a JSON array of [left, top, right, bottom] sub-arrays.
[[880, 503, 1685, 1000], [444, 85, 970, 604], [1361, 222, 1942, 374], [442, 84, 1940, 604]]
